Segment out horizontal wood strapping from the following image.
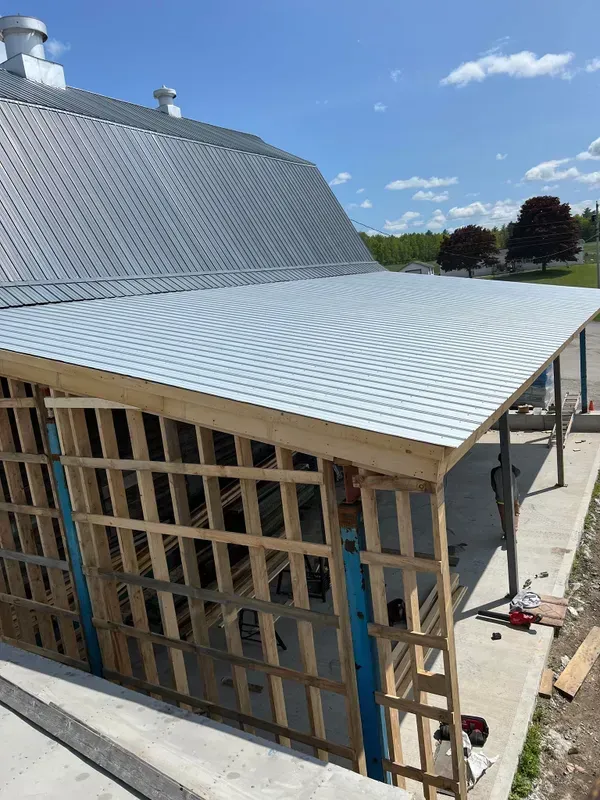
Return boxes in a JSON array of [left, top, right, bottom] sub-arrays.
[[367, 622, 448, 651], [103, 669, 354, 761], [375, 692, 453, 724], [0, 635, 88, 671], [90, 568, 340, 629], [352, 475, 436, 493], [74, 513, 332, 559], [45, 397, 138, 410], [0, 591, 79, 620], [0, 547, 70, 572], [60, 455, 323, 485], [381, 759, 460, 794], [94, 619, 345, 695], [0, 397, 36, 408], [0, 451, 48, 465], [360, 549, 442, 574], [415, 671, 448, 696], [0, 501, 60, 519]]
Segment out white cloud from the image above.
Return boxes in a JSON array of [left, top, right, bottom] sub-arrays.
[[374, 102, 387, 112], [585, 58, 600, 73], [359, 199, 373, 208], [577, 171, 600, 186], [329, 171, 352, 186], [412, 220, 425, 227], [383, 211, 421, 232], [390, 69, 402, 82], [441, 50, 575, 87], [426, 209, 447, 231], [466, 192, 480, 197], [356, 188, 365, 194], [524, 159, 579, 181], [447, 201, 489, 219], [496, 153, 508, 160], [412, 189, 449, 202], [569, 199, 594, 214], [542, 184, 559, 190], [576, 136, 600, 160], [386, 175, 458, 190], [46, 39, 71, 59]]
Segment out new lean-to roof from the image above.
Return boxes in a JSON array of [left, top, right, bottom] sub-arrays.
[[0, 271, 598, 449], [0, 70, 378, 307]]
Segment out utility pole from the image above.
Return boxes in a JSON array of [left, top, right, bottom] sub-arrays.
[[596, 200, 600, 289]]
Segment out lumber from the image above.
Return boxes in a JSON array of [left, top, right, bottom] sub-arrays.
[[352, 475, 435, 493], [0, 676, 206, 800], [538, 668, 554, 699], [360, 549, 441, 574], [0, 548, 70, 571], [0, 451, 48, 464], [555, 627, 600, 699]]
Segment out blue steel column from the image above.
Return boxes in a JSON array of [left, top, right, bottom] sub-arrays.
[[339, 502, 388, 783], [47, 421, 103, 677], [580, 329, 588, 413]]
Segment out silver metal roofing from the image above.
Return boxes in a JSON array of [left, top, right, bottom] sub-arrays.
[[0, 68, 308, 162], [0, 270, 598, 449], [0, 73, 377, 308]]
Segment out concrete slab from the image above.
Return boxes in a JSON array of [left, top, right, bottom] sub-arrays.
[[0, 643, 411, 800]]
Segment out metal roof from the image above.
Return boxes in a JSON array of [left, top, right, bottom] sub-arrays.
[[0, 68, 308, 162], [0, 100, 377, 307], [0, 270, 598, 449]]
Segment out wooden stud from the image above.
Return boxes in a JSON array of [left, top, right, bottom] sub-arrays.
[[430, 483, 468, 798], [158, 417, 221, 715], [10, 380, 80, 658], [0, 483, 35, 643], [358, 469, 404, 787], [0, 560, 16, 639], [196, 425, 253, 731], [381, 759, 460, 795], [276, 446, 327, 761], [0, 386, 56, 650], [95, 408, 160, 686], [319, 458, 367, 775], [367, 623, 448, 651], [0, 591, 79, 619], [375, 692, 454, 725], [538, 668, 554, 699], [555, 627, 600, 699], [359, 549, 441, 574], [353, 475, 435, 494], [0, 452, 48, 464], [125, 410, 190, 698], [395, 490, 436, 800], [235, 435, 290, 746]]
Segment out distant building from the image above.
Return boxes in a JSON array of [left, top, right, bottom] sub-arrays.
[[400, 261, 435, 275]]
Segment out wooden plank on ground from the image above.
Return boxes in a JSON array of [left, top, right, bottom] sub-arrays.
[[538, 668, 554, 699], [555, 627, 600, 700]]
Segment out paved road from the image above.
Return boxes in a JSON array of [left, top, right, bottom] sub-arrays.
[[562, 321, 600, 403]]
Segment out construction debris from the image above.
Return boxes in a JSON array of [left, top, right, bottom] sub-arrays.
[[538, 668, 554, 699], [554, 626, 600, 700]]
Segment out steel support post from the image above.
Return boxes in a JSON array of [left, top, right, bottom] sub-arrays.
[[499, 412, 519, 597], [554, 356, 565, 487], [580, 329, 588, 413]]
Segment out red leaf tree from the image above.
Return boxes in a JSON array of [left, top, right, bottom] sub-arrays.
[[437, 225, 499, 278]]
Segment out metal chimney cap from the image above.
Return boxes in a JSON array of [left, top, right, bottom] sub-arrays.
[[0, 15, 48, 42], [153, 86, 177, 101]]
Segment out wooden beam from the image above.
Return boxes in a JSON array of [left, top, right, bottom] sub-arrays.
[[58, 455, 324, 485], [45, 397, 138, 410], [0, 592, 79, 619], [375, 692, 454, 725], [367, 623, 448, 651], [538, 668, 554, 699], [0, 397, 36, 408], [0, 349, 444, 480], [381, 760, 460, 795], [72, 512, 332, 558], [0, 547, 69, 571], [352, 475, 435, 493], [0, 502, 60, 518], [0, 635, 89, 672], [0, 452, 48, 464]]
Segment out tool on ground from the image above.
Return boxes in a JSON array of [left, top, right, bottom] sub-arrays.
[[435, 714, 490, 748], [477, 608, 541, 628]]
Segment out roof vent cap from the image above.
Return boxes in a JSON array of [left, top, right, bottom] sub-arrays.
[[153, 86, 181, 118], [0, 14, 65, 89]]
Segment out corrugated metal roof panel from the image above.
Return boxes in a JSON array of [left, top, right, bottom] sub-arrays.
[[0, 101, 378, 306], [0, 271, 598, 448], [0, 69, 308, 163]]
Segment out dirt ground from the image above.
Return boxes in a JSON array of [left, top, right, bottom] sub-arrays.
[[531, 487, 600, 799]]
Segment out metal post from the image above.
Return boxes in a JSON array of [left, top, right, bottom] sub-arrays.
[[554, 356, 565, 487], [47, 421, 103, 677], [499, 412, 519, 597], [580, 329, 588, 413], [338, 502, 387, 783]]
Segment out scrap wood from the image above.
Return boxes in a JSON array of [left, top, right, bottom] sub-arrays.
[[555, 626, 600, 700], [538, 668, 554, 698]]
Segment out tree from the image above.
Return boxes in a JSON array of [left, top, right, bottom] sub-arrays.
[[506, 196, 580, 272], [436, 225, 499, 278]]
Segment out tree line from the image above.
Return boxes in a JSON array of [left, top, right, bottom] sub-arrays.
[[360, 196, 590, 273]]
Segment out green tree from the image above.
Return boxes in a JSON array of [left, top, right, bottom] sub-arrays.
[[437, 225, 499, 278], [506, 196, 580, 272]]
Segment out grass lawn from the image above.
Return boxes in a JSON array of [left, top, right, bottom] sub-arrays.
[[491, 262, 599, 289]]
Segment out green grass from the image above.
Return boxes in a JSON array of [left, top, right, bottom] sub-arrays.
[[491, 262, 599, 289], [508, 708, 544, 800]]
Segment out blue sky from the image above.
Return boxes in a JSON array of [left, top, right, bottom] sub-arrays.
[[15, 0, 600, 234]]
